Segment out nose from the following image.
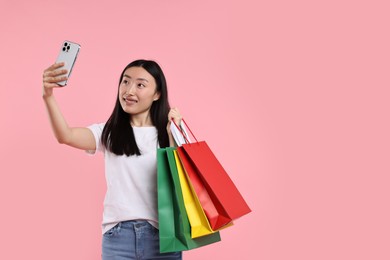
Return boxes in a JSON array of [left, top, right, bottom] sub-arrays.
[[125, 83, 136, 95]]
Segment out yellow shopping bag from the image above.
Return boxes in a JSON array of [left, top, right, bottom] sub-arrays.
[[174, 150, 232, 238]]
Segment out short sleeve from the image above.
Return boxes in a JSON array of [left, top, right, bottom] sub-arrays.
[[86, 123, 105, 155]]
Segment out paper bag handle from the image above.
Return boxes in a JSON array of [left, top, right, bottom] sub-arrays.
[[172, 118, 198, 144]]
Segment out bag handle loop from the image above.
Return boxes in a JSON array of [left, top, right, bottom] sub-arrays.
[[172, 118, 198, 144]]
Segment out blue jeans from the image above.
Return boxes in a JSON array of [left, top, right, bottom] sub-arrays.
[[102, 220, 182, 260]]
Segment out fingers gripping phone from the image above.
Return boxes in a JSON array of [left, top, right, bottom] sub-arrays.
[[55, 41, 81, 86]]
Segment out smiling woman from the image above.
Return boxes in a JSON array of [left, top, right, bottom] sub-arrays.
[[119, 67, 161, 122], [42, 59, 183, 260], [101, 60, 174, 157]]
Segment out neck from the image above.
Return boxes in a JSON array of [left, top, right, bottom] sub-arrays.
[[130, 112, 153, 127]]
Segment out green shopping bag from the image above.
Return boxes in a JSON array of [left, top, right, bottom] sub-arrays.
[[157, 147, 221, 253]]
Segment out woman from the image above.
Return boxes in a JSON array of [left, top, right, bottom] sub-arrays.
[[43, 59, 183, 259]]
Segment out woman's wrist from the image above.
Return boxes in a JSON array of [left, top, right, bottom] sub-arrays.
[[42, 86, 54, 99], [168, 132, 176, 147]]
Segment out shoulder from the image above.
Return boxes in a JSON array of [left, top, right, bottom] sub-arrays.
[[88, 123, 106, 133]]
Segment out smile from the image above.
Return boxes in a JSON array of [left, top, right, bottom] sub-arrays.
[[123, 96, 138, 104]]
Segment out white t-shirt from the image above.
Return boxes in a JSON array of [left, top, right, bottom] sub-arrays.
[[87, 123, 159, 234]]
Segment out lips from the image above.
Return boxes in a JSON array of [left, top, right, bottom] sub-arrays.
[[123, 96, 138, 104]]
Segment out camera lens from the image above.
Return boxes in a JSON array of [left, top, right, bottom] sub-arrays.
[[63, 47, 66, 51], [67, 45, 70, 50], [64, 42, 68, 47]]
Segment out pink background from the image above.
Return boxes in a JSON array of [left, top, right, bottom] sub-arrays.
[[1, 0, 390, 259]]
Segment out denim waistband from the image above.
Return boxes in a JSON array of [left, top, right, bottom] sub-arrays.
[[118, 220, 154, 229]]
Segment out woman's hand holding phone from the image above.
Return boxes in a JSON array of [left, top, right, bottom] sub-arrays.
[[42, 40, 81, 98], [42, 63, 68, 98]]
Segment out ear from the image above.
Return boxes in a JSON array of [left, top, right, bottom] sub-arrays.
[[153, 91, 161, 101]]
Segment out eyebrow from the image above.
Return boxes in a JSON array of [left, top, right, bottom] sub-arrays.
[[123, 74, 149, 83]]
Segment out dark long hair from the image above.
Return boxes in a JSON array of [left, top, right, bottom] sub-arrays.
[[101, 60, 170, 156]]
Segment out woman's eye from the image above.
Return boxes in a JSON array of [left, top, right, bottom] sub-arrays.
[[138, 83, 145, 88]]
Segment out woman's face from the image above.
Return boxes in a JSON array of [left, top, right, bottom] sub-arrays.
[[118, 66, 160, 117]]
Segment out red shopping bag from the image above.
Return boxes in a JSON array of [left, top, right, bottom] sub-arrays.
[[176, 147, 228, 230], [173, 120, 251, 230]]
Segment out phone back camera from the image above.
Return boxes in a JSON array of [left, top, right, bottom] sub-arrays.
[[63, 43, 71, 52]]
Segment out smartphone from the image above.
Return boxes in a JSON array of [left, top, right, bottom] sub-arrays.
[[55, 40, 81, 86]]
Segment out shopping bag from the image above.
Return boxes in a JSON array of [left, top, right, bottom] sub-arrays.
[[176, 147, 231, 230], [172, 149, 224, 238], [173, 120, 251, 230], [157, 147, 221, 253], [171, 121, 226, 229], [172, 121, 236, 230]]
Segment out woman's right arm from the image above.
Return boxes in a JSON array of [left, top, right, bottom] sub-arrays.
[[42, 63, 96, 151]]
